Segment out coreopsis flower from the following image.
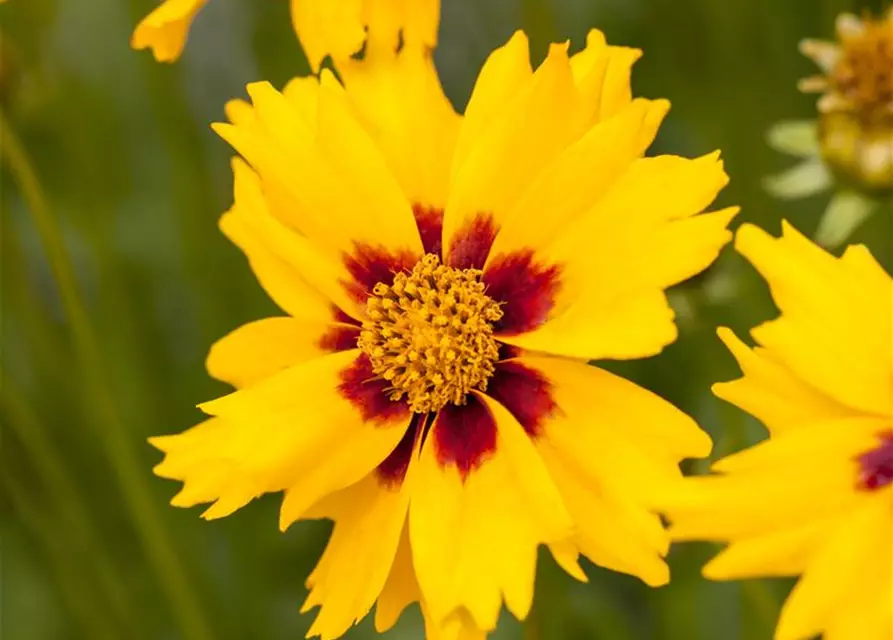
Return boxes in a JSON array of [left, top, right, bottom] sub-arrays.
[[151, 26, 735, 639], [766, 9, 893, 247], [131, 0, 437, 67], [659, 222, 893, 640]]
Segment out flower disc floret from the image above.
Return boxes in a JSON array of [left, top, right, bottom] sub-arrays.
[[358, 254, 503, 413]]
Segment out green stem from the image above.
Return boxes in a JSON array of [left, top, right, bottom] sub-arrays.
[[0, 108, 213, 640]]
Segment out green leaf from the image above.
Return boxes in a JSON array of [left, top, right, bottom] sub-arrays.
[[763, 159, 832, 200], [766, 120, 820, 158], [815, 190, 877, 248]]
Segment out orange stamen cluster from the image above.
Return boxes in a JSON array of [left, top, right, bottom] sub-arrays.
[[358, 254, 503, 413]]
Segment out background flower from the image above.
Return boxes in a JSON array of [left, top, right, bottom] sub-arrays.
[[131, 0, 438, 67], [765, 10, 893, 248], [657, 222, 893, 640]]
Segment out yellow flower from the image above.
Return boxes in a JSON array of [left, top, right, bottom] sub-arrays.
[[151, 28, 735, 639], [131, 0, 438, 67], [799, 9, 893, 191], [659, 223, 893, 640]]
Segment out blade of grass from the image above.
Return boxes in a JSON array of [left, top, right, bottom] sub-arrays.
[[2, 467, 118, 640], [0, 107, 213, 640], [0, 371, 137, 634]]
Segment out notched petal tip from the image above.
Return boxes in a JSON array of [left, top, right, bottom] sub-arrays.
[[147, 434, 172, 452], [583, 28, 607, 49]]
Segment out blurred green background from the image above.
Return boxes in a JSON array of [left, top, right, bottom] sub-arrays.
[[2, 0, 891, 638]]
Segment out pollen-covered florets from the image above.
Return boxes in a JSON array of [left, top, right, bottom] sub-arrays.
[[358, 254, 503, 414]]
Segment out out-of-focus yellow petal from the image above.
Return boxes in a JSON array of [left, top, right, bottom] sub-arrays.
[[661, 463, 864, 542], [290, 0, 440, 72], [775, 498, 890, 640], [822, 551, 892, 640], [712, 327, 855, 434], [290, 0, 364, 72], [131, 0, 208, 63], [736, 222, 893, 417], [702, 521, 827, 580], [710, 416, 883, 474]]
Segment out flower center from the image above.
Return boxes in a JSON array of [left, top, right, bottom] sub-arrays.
[[834, 19, 893, 122], [358, 254, 503, 414]]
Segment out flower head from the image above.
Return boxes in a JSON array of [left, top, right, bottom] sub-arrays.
[[151, 27, 734, 639], [131, 0, 437, 67], [659, 222, 893, 640], [799, 9, 893, 192]]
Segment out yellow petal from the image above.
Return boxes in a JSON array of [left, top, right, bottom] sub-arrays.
[[314, 73, 424, 255], [499, 287, 678, 361], [449, 31, 532, 188], [599, 46, 642, 120], [661, 463, 863, 541], [222, 79, 422, 258], [289, 0, 439, 72], [443, 41, 588, 261], [289, 0, 365, 71], [375, 528, 490, 640], [539, 445, 670, 587], [131, 0, 208, 62], [338, 44, 460, 209], [822, 550, 892, 640], [374, 525, 420, 633], [425, 607, 488, 640], [499, 153, 732, 361], [712, 327, 855, 434], [299, 471, 412, 640], [523, 356, 712, 462], [569, 30, 610, 119], [510, 357, 704, 586], [220, 158, 358, 319], [711, 416, 884, 474], [486, 98, 669, 260], [409, 393, 573, 630], [360, 0, 439, 61], [775, 498, 890, 640], [153, 351, 409, 520], [736, 222, 893, 417], [206, 317, 358, 389], [703, 521, 829, 580], [151, 418, 259, 518]]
